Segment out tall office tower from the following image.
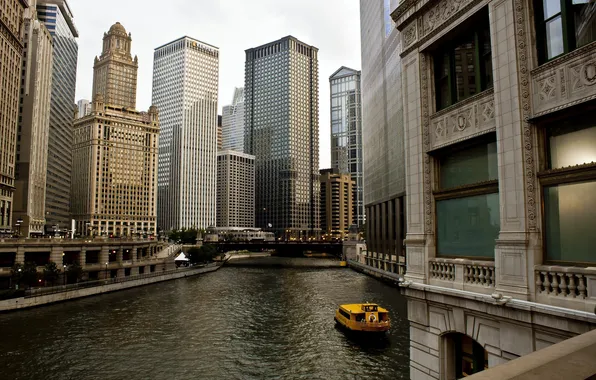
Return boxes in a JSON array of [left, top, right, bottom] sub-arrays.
[[14, 4, 54, 237], [0, 0, 27, 237], [320, 168, 354, 239], [76, 99, 90, 118], [244, 36, 320, 239], [152, 37, 219, 231], [359, 0, 405, 271], [329, 67, 364, 227], [216, 150, 255, 228], [217, 115, 223, 150], [37, 0, 78, 233], [222, 87, 245, 152], [72, 23, 159, 238], [92, 22, 137, 109]]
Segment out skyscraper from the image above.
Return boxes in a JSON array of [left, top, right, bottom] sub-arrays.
[[329, 67, 364, 227], [221, 87, 245, 152], [71, 23, 159, 238], [14, 3, 54, 237], [76, 99, 90, 118], [244, 36, 320, 239], [37, 0, 78, 233], [92, 22, 137, 109], [320, 168, 354, 239], [152, 37, 219, 231], [0, 0, 27, 237], [216, 150, 255, 228]]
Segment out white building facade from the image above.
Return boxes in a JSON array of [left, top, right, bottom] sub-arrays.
[[152, 37, 219, 231], [76, 99, 90, 118], [216, 150, 255, 228], [221, 87, 245, 152]]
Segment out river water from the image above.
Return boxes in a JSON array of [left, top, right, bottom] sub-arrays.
[[0, 263, 410, 380]]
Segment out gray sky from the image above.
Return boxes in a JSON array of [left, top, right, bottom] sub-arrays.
[[69, 0, 362, 169]]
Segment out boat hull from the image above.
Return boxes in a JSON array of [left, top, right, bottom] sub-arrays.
[[334, 317, 390, 333]]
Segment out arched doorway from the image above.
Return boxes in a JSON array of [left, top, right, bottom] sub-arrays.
[[442, 333, 488, 379]]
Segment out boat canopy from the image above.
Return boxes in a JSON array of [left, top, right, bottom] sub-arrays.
[[340, 303, 388, 314], [174, 253, 189, 261]]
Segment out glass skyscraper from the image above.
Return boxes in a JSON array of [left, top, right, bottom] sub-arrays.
[[329, 67, 364, 227], [37, 0, 78, 233], [152, 36, 219, 231], [221, 87, 245, 152], [244, 36, 320, 239]]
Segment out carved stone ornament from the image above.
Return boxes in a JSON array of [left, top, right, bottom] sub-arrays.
[[403, 22, 418, 49], [420, 54, 434, 235], [422, 0, 476, 37]]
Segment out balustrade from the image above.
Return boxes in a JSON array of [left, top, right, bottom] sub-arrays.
[[430, 260, 455, 281], [464, 264, 495, 287], [535, 267, 592, 299]]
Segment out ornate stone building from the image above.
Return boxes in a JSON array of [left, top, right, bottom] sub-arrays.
[[390, 0, 596, 378], [71, 23, 159, 237], [0, 0, 28, 236], [92, 22, 137, 109], [14, 3, 54, 237]]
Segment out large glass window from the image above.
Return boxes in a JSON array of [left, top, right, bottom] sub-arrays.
[[435, 137, 499, 258], [437, 194, 500, 258], [433, 8, 493, 111], [536, 0, 596, 62], [542, 119, 596, 264]]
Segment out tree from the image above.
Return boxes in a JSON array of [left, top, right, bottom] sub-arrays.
[[22, 261, 39, 288], [66, 262, 84, 284], [187, 245, 218, 265], [359, 223, 367, 241], [43, 262, 61, 286]]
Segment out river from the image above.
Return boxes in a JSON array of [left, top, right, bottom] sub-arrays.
[[0, 262, 410, 379]]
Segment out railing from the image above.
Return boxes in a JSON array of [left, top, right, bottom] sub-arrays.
[[24, 262, 219, 298], [429, 258, 495, 292], [535, 266, 594, 299], [464, 263, 495, 287], [430, 260, 455, 281]]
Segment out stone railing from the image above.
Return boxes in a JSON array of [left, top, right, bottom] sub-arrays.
[[536, 266, 595, 299], [430, 260, 455, 281], [429, 258, 495, 294], [464, 263, 495, 287]]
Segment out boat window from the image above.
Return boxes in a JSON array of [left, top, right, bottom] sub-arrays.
[[339, 309, 351, 319], [362, 305, 378, 312], [354, 313, 365, 322]]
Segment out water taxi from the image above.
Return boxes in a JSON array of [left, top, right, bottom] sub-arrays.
[[334, 303, 390, 333]]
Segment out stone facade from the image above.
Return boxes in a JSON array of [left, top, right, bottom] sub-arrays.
[[359, 0, 406, 274], [385, 0, 596, 377], [71, 23, 158, 238], [14, 7, 54, 238], [216, 150, 255, 228], [0, 0, 27, 236]]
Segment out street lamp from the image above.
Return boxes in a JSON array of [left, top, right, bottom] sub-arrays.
[[105, 262, 109, 280], [63, 264, 67, 285]]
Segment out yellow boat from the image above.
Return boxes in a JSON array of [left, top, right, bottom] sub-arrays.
[[334, 303, 391, 333]]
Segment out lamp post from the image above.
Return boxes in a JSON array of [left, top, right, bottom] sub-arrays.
[[105, 262, 109, 280], [63, 264, 67, 285]]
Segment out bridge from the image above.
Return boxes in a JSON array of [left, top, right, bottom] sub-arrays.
[[207, 241, 344, 257]]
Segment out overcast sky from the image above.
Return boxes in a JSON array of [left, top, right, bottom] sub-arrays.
[[69, 0, 362, 169]]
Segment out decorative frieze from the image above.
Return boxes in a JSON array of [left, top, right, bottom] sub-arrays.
[[531, 42, 596, 118], [421, 0, 475, 37], [429, 90, 495, 150]]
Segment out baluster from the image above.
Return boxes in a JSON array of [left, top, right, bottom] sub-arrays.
[[490, 267, 495, 287], [542, 272, 551, 295], [479, 267, 486, 286], [449, 265, 454, 280], [558, 273, 568, 297], [441, 263, 446, 280], [567, 274, 577, 299], [535, 271, 543, 293], [551, 273, 559, 296], [473, 266, 479, 285], [578, 275, 587, 299]]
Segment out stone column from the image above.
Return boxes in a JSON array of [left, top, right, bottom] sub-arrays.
[[16, 246, 25, 265], [131, 247, 137, 264], [79, 248, 87, 267], [50, 246, 64, 266], [116, 248, 123, 263]]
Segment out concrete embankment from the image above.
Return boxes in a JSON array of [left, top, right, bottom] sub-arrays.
[[348, 260, 403, 285], [226, 255, 345, 268], [0, 263, 221, 312]]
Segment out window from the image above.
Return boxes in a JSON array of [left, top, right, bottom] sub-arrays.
[[435, 136, 500, 258], [536, 0, 596, 62], [540, 116, 596, 264], [433, 8, 493, 110]]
